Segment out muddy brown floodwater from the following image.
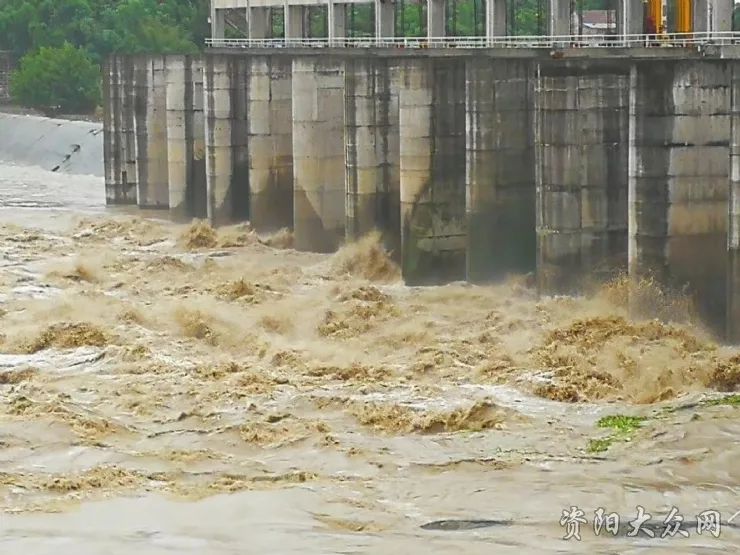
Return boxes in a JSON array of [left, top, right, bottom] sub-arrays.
[[0, 162, 738, 554]]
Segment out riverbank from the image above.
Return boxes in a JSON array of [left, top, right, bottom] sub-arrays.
[[0, 111, 103, 177]]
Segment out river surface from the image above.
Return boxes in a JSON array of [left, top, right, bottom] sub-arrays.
[[0, 162, 738, 554]]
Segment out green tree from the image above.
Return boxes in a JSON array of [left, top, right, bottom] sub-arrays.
[[10, 42, 100, 114], [0, 0, 208, 61]]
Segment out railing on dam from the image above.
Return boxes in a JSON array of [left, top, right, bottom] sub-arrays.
[[207, 31, 740, 49]]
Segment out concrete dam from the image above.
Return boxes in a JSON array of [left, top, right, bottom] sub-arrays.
[[103, 46, 740, 341]]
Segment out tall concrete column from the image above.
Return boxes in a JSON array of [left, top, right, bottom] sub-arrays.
[[375, 0, 395, 39], [345, 58, 400, 255], [103, 56, 136, 204], [485, 0, 507, 40], [190, 59, 207, 219], [249, 7, 272, 39], [211, 7, 226, 39], [535, 62, 629, 293], [166, 56, 207, 221], [133, 56, 169, 209], [104, 55, 137, 205], [398, 59, 466, 285], [466, 59, 535, 282], [292, 57, 346, 252], [617, 0, 643, 40], [427, 0, 445, 38], [549, 0, 571, 37], [328, 3, 346, 44], [728, 62, 740, 342], [629, 61, 730, 335], [166, 55, 189, 220], [247, 56, 294, 232], [102, 56, 115, 202], [285, 5, 306, 39], [694, 0, 733, 34], [203, 55, 250, 226], [122, 57, 138, 204]]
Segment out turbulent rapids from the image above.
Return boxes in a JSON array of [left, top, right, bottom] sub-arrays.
[[0, 163, 738, 553]]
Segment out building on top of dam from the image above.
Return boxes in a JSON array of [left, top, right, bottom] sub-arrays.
[[207, 0, 735, 45]]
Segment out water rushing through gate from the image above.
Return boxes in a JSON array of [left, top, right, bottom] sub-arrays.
[[0, 162, 738, 553]]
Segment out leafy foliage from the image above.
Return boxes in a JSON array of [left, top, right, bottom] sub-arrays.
[[10, 43, 100, 113], [0, 0, 207, 60], [0, 0, 207, 111]]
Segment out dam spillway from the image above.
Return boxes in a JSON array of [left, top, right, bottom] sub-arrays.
[[103, 47, 740, 340]]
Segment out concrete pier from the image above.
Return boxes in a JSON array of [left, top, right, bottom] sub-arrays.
[[398, 58, 466, 285], [204, 55, 250, 225], [729, 64, 740, 342], [466, 58, 535, 282], [535, 62, 629, 293], [344, 57, 400, 255], [166, 56, 207, 220], [134, 56, 169, 208], [121, 59, 139, 204], [292, 57, 346, 252], [629, 61, 730, 333], [247, 56, 294, 231], [103, 56, 137, 203]]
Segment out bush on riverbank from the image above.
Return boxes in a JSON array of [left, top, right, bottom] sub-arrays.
[[10, 43, 100, 114]]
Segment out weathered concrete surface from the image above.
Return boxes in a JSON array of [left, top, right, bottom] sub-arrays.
[[166, 56, 207, 221], [617, 0, 643, 36], [0, 113, 103, 176], [629, 60, 730, 335], [247, 56, 294, 232], [466, 58, 535, 282], [727, 61, 740, 342], [344, 57, 400, 257], [103, 56, 135, 203], [694, 0, 734, 34], [133, 56, 170, 209], [535, 61, 629, 294], [292, 57, 346, 252], [398, 58, 466, 285], [204, 55, 250, 226]]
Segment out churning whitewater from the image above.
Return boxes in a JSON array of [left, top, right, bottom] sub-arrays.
[[0, 163, 738, 553]]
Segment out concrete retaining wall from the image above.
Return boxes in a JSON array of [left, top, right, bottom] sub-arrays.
[[0, 113, 103, 177]]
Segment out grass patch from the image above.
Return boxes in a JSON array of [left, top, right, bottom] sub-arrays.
[[596, 415, 646, 433], [703, 394, 740, 407], [587, 437, 615, 453], [587, 415, 647, 453]]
